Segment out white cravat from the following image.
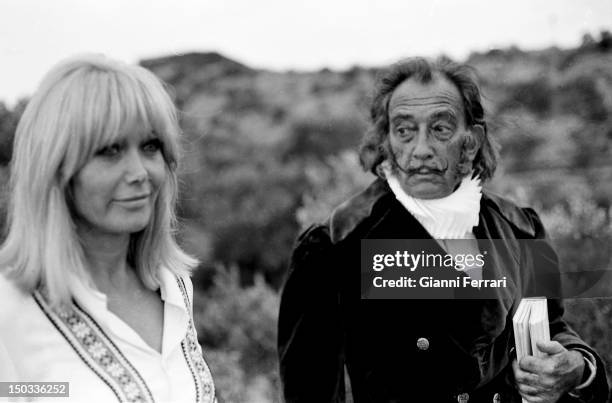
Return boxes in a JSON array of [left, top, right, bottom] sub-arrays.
[[384, 167, 482, 239]]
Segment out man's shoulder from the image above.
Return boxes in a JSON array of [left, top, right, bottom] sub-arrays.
[[302, 183, 547, 245], [289, 179, 389, 274], [296, 179, 389, 248], [327, 178, 390, 244], [482, 190, 544, 238]]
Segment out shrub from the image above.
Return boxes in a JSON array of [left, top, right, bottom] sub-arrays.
[[193, 266, 281, 402]]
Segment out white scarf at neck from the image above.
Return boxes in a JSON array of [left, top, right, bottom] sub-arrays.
[[384, 167, 482, 239]]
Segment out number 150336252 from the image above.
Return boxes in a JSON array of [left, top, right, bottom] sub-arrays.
[[0, 382, 69, 397]]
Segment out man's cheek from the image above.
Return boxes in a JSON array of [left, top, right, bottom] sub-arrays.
[[391, 144, 411, 164], [443, 140, 464, 167]]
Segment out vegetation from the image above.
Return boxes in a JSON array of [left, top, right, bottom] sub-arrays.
[[0, 31, 611, 402]]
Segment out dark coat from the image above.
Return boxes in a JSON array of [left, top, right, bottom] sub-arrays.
[[278, 179, 609, 403]]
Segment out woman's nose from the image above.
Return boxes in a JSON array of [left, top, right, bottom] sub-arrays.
[[124, 150, 148, 183]]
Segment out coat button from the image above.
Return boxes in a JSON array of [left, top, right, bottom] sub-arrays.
[[457, 392, 469, 403], [416, 337, 429, 350], [492, 393, 501, 403]]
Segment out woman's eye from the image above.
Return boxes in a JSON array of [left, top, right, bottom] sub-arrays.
[[142, 139, 162, 154], [96, 144, 121, 157]]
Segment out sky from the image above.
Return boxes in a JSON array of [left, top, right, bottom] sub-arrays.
[[1, 0, 610, 105]]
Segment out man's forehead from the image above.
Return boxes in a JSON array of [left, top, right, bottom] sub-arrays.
[[388, 74, 464, 115]]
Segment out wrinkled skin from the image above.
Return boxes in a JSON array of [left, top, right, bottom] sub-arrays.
[[512, 340, 585, 402], [386, 74, 483, 199]]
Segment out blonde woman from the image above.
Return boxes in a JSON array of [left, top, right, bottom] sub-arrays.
[[0, 54, 217, 403]]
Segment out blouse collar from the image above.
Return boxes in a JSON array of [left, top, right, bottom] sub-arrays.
[[68, 266, 190, 357]]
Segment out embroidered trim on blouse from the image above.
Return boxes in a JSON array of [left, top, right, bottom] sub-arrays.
[[33, 291, 155, 403], [33, 276, 217, 403], [175, 276, 217, 403]]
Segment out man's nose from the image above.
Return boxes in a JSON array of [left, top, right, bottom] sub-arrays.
[[124, 150, 148, 183], [412, 127, 434, 160]]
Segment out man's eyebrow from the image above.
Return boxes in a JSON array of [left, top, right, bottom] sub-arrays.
[[390, 113, 415, 123], [429, 110, 458, 122]]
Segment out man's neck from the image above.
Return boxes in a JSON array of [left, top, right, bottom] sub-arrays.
[[384, 171, 482, 239]]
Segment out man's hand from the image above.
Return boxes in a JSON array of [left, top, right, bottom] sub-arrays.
[[512, 340, 585, 403]]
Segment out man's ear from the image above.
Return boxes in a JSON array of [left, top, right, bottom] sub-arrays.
[[465, 124, 484, 160]]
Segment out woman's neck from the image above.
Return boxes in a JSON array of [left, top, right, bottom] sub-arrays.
[[77, 227, 134, 294]]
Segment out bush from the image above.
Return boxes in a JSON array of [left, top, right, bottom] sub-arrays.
[[499, 80, 553, 117], [556, 76, 608, 122], [296, 151, 372, 230], [282, 114, 365, 161], [0, 99, 27, 166], [193, 267, 281, 402], [535, 193, 612, 386]]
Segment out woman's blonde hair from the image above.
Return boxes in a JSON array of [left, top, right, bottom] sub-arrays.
[[0, 54, 197, 306]]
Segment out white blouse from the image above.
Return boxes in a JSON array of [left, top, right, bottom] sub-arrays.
[[0, 268, 216, 403]]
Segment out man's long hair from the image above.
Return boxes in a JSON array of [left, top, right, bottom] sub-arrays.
[[359, 57, 499, 181]]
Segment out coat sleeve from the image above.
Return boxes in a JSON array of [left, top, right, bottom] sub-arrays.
[[522, 208, 609, 403], [277, 224, 345, 403]]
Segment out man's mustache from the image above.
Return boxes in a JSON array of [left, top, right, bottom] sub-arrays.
[[393, 162, 446, 175], [388, 150, 446, 174]]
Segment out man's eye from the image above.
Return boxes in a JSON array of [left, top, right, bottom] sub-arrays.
[[395, 126, 416, 137], [142, 139, 162, 153], [96, 144, 121, 157], [432, 124, 453, 136]]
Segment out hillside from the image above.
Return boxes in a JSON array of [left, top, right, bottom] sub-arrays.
[[1, 37, 610, 283], [137, 39, 612, 401], [0, 32, 611, 401], [129, 34, 612, 285]]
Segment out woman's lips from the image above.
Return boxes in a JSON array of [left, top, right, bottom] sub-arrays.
[[114, 194, 150, 208]]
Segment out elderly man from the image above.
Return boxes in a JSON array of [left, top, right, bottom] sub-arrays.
[[277, 58, 609, 403]]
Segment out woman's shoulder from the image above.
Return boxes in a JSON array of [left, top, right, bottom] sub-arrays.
[[0, 271, 32, 322], [159, 266, 194, 306], [0, 271, 28, 299]]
